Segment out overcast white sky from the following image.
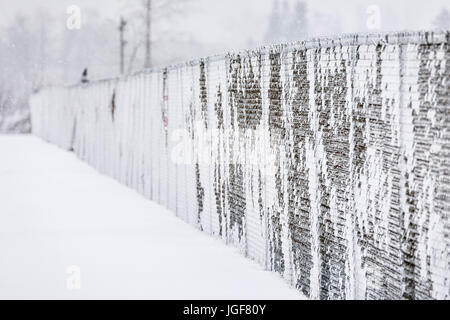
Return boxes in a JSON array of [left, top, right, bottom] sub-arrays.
[[1, 0, 448, 48]]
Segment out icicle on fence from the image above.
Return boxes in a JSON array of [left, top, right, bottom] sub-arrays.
[[30, 31, 450, 299]]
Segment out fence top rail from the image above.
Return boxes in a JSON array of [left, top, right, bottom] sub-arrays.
[[38, 30, 449, 91]]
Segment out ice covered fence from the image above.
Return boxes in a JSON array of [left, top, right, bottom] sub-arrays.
[[30, 31, 450, 300]]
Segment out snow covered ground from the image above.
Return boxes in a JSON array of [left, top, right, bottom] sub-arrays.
[[0, 135, 302, 299]]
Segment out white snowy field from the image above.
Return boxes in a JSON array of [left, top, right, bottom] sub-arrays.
[[0, 135, 303, 299]]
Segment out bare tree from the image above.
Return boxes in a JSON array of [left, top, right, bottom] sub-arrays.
[[122, 0, 193, 72], [433, 8, 450, 30], [265, 0, 282, 44], [128, 38, 143, 74], [287, 1, 308, 42], [0, 12, 55, 133], [119, 17, 127, 75], [145, 0, 151, 68]]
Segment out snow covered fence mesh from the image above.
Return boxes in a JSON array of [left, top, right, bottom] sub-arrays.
[[30, 31, 450, 300]]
